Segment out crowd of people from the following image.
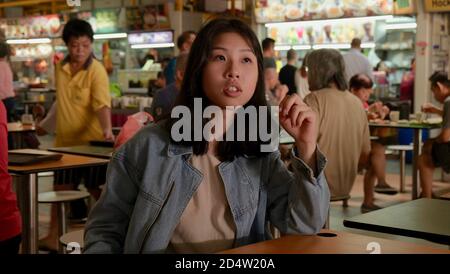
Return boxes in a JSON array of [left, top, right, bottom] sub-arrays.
[[1, 17, 449, 254]]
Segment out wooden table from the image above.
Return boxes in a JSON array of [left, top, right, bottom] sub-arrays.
[[369, 121, 441, 199], [48, 145, 114, 159], [8, 150, 109, 254], [343, 198, 450, 246], [221, 229, 450, 254]]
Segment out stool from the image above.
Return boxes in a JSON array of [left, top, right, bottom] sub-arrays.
[[38, 190, 90, 253], [386, 145, 413, 193], [324, 195, 351, 229], [60, 230, 84, 254]]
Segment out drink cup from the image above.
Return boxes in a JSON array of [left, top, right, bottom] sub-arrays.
[[389, 111, 399, 122]]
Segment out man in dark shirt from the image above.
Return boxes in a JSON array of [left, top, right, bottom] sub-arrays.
[[262, 38, 276, 70], [279, 49, 298, 95], [150, 53, 188, 121]]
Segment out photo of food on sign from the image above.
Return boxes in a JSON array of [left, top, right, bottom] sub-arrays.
[[255, 0, 394, 23]]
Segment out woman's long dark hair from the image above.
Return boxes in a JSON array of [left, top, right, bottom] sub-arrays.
[[166, 17, 270, 161]]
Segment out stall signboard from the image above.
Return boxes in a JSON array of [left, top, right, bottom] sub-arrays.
[[127, 31, 173, 45], [126, 5, 170, 31], [394, 0, 417, 14], [255, 0, 394, 23], [0, 14, 61, 39], [425, 0, 450, 12], [75, 9, 122, 34]]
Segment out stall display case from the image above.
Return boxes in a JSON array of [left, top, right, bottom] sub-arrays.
[[255, 0, 393, 23], [261, 2, 416, 100]]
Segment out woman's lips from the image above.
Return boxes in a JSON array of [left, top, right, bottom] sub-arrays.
[[223, 85, 242, 97]]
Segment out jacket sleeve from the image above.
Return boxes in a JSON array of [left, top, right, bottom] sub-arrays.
[[83, 151, 140, 254], [266, 147, 330, 234]]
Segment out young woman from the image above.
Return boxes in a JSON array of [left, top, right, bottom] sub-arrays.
[[84, 18, 329, 254]]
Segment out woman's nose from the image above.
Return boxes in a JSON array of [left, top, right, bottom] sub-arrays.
[[226, 70, 239, 79]]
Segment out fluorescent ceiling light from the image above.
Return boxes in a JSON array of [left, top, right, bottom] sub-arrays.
[[276, 43, 374, 51], [7, 38, 52, 44], [94, 33, 128, 39], [385, 16, 415, 24], [361, 42, 376, 48], [292, 45, 312, 50], [265, 15, 394, 28], [274, 45, 292, 51], [131, 43, 175, 49], [313, 44, 350, 50], [384, 23, 417, 30]]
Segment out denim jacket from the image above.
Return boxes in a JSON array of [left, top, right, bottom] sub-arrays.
[[84, 123, 330, 253]]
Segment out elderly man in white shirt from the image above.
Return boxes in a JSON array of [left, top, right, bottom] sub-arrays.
[[343, 38, 374, 83]]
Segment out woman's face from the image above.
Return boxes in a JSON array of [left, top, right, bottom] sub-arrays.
[[202, 32, 258, 108], [353, 87, 372, 103], [67, 35, 92, 65]]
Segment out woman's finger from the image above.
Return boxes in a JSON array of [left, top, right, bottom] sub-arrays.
[[289, 104, 310, 127], [296, 108, 315, 128], [279, 94, 302, 117]]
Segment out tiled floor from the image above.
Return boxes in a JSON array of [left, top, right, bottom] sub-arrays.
[[29, 135, 450, 252]]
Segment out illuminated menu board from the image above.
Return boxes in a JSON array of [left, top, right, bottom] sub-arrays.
[[127, 31, 173, 45]]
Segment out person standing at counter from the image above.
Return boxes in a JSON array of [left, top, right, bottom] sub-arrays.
[[164, 31, 196, 85], [279, 49, 298, 95], [343, 38, 373, 83], [400, 58, 415, 113], [262, 37, 276, 70], [39, 19, 113, 251]]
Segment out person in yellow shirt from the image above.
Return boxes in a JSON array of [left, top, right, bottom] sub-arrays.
[[39, 19, 113, 251]]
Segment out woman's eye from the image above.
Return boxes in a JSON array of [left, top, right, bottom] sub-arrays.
[[243, 57, 252, 63], [214, 55, 226, 61]]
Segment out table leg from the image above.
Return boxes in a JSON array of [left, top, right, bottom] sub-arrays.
[[412, 129, 422, 199], [15, 173, 38, 254]]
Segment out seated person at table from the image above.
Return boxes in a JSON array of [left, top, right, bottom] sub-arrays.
[[84, 18, 330, 254], [418, 72, 450, 198], [303, 49, 370, 203], [350, 74, 398, 212], [0, 102, 22, 254]]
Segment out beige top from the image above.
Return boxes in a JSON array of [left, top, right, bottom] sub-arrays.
[[304, 88, 370, 197], [169, 153, 236, 253]]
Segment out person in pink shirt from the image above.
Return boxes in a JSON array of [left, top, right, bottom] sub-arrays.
[[349, 74, 398, 213], [0, 102, 22, 253], [0, 42, 15, 123]]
